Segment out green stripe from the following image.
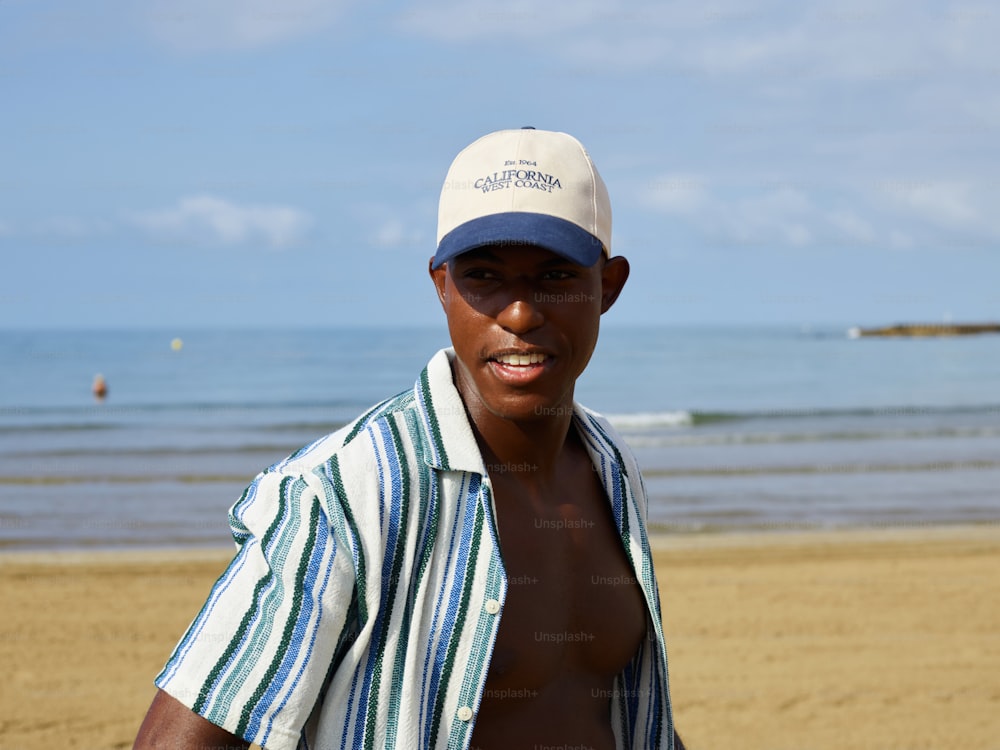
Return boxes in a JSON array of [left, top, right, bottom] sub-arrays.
[[194, 476, 295, 715], [211, 476, 307, 717], [311, 458, 366, 672], [419, 367, 450, 469], [447, 550, 504, 748], [428, 498, 484, 743], [363, 418, 412, 750], [342, 398, 393, 444], [403, 407, 438, 602], [342, 390, 415, 445], [327, 455, 368, 626], [237, 498, 321, 736], [384, 413, 429, 749], [159, 479, 257, 681]]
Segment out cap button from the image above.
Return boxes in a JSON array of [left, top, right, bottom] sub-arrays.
[[521, 126, 536, 129]]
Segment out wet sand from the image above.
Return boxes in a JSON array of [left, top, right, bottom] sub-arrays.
[[1, 525, 998, 749]]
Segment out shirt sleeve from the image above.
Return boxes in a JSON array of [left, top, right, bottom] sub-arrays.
[[155, 467, 360, 750]]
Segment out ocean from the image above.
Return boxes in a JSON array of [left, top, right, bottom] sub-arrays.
[[2, 325, 999, 550]]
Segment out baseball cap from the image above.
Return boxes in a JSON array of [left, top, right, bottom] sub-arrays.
[[432, 127, 612, 269]]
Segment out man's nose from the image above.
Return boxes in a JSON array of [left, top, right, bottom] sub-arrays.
[[496, 293, 544, 335]]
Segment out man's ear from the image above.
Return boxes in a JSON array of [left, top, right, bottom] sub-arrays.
[[599, 256, 630, 314], [428, 257, 448, 309]]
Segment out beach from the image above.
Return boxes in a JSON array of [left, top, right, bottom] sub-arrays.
[[1, 525, 997, 750]]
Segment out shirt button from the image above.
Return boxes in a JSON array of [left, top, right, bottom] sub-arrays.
[[457, 706, 473, 722], [484, 599, 501, 615]]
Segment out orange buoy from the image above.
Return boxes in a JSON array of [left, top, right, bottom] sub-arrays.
[[92, 374, 108, 400]]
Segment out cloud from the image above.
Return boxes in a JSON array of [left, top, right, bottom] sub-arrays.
[[722, 186, 815, 247], [828, 210, 876, 244], [640, 176, 818, 248], [873, 178, 1000, 248], [642, 175, 710, 215], [641, 171, 1000, 252], [639, 175, 903, 250], [397, 1, 1000, 80], [0, 216, 114, 242], [396, 1, 610, 42], [38, 216, 114, 239], [878, 180, 979, 227], [144, 0, 354, 52], [132, 194, 311, 248], [369, 218, 424, 250]]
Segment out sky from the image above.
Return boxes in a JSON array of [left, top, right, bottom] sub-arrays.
[[2, 0, 999, 330]]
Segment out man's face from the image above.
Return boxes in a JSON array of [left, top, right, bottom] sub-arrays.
[[430, 244, 629, 423]]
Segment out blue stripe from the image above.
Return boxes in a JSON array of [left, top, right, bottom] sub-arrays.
[[252, 505, 335, 745], [158, 497, 258, 685], [416, 457, 447, 742], [158, 474, 267, 684], [373, 423, 388, 532], [203, 477, 299, 721], [350, 421, 404, 750], [159, 475, 262, 685], [424, 473, 480, 746], [651, 657, 664, 746], [339, 658, 363, 750], [420, 472, 478, 747]]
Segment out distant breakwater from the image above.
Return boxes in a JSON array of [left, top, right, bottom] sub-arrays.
[[848, 322, 1000, 338]]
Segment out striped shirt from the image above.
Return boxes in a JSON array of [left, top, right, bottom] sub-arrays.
[[156, 348, 676, 749]]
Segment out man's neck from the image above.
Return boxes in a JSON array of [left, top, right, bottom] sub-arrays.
[[466, 406, 582, 489], [449, 358, 587, 486]]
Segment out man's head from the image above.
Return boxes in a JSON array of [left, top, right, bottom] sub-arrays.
[[429, 128, 629, 423]]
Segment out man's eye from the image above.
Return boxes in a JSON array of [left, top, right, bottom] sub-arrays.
[[464, 268, 501, 281], [542, 270, 574, 281]]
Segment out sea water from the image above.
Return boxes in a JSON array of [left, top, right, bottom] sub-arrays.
[[1, 326, 999, 549]]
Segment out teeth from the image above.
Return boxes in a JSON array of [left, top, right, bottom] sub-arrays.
[[496, 353, 547, 366]]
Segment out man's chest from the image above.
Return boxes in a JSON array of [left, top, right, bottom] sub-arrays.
[[484, 468, 649, 689]]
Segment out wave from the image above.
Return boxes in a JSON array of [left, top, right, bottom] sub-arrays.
[[0, 398, 367, 418], [606, 403, 1000, 431], [4, 398, 999, 423], [4, 401, 1000, 451], [9, 423, 1000, 461], [604, 411, 694, 429], [0, 422, 118, 434], [641, 459, 1000, 477], [623, 425, 1000, 448], [1, 444, 303, 459], [0, 473, 250, 485]]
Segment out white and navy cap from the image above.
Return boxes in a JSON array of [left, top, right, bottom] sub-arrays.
[[433, 127, 612, 269]]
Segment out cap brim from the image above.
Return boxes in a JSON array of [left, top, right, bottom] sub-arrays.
[[432, 212, 605, 269]]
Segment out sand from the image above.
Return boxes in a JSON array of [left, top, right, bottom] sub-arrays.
[[1, 525, 998, 750]]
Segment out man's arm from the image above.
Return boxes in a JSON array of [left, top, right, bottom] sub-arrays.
[[133, 689, 251, 750]]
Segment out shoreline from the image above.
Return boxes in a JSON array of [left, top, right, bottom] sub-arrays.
[[650, 519, 1000, 550], [2, 519, 999, 560]]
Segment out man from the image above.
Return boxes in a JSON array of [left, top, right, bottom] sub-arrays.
[[134, 127, 682, 749]]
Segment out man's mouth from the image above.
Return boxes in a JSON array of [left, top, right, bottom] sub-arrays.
[[492, 352, 549, 367], [485, 350, 553, 384]]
